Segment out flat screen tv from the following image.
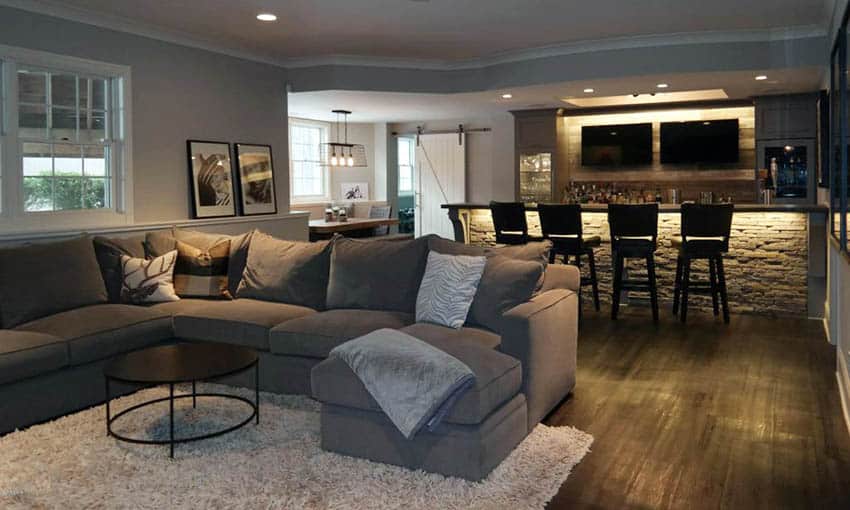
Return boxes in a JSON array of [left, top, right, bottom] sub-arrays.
[[660, 119, 739, 165], [581, 123, 652, 166]]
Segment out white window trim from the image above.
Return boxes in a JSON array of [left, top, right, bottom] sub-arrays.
[[288, 117, 330, 204], [0, 44, 133, 236], [398, 136, 415, 195]]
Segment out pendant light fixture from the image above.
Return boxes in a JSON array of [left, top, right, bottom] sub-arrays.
[[320, 110, 368, 167]]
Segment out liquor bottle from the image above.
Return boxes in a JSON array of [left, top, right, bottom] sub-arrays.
[[655, 187, 662, 203]]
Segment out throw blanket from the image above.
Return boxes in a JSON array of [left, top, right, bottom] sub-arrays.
[[329, 328, 476, 439]]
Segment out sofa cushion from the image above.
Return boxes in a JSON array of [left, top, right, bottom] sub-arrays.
[[0, 236, 108, 328], [269, 309, 414, 359], [236, 232, 333, 309], [173, 298, 316, 351], [120, 251, 180, 304], [93, 235, 147, 302], [326, 237, 429, 313], [399, 322, 501, 350], [467, 256, 545, 332], [0, 330, 68, 384], [16, 304, 173, 365], [427, 235, 551, 267], [311, 334, 521, 425]]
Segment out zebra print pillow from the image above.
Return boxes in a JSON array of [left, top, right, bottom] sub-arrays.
[[416, 251, 487, 329]]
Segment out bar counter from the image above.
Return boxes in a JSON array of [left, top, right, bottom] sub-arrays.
[[442, 203, 827, 318]]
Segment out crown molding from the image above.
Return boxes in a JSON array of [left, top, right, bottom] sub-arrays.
[[0, 0, 829, 73]]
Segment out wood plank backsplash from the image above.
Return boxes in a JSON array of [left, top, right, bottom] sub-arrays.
[[558, 106, 757, 200]]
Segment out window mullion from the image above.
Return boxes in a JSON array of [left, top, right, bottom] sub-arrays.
[[3, 60, 21, 218]]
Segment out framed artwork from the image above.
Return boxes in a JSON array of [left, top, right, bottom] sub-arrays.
[[341, 182, 369, 201], [235, 143, 278, 215], [186, 140, 236, 219]]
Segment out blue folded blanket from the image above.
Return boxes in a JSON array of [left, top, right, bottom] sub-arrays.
[[329, 328, 476, 439]]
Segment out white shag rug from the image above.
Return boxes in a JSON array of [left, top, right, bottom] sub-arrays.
[[0, 384, 592, 510]]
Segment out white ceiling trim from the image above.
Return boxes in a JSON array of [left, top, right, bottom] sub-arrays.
[[0, 0, 829, 72]]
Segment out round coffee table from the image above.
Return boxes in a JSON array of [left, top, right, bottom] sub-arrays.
[[104, 343, 259, 458]]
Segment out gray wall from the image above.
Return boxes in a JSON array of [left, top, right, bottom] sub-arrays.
[[0, 6, 293, 227]]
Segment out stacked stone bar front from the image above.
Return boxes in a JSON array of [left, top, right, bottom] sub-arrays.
[[463, 209, 809, 317]]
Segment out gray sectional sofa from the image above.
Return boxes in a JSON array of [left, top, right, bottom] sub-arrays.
[[0, 229, 580, 480]]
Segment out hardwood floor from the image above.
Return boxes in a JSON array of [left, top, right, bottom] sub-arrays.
[[545, 308, 850, 509]]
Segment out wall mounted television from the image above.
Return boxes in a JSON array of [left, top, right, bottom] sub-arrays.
[[581, 123, 653, 166], [660, 119, 739, 165]]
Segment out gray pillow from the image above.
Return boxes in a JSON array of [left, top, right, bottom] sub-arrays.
[[326, 236, 429, 313], [236, 232, 333, 309], [466, 255, 545, 332], [416, 251, 487, 329], [0, 236, 107, 327], [93, 235, 146, 303]]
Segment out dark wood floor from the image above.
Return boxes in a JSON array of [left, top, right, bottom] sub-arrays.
[[545, 307, 850, 510]]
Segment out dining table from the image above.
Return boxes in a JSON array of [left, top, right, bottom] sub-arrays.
[[308, 217, 400, 241]]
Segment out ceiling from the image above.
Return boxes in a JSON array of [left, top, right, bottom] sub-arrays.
[[288, 68, 825, 123], [6, 0, 832, 65]]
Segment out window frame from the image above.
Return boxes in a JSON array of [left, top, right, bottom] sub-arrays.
[[288, 117, 330, 204], [0, 44, 133, 235], [398, 136, 415, 195]]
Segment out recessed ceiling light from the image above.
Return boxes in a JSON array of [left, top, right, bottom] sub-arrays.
[[501, 93, 513, 99], [257, 13, 277, 21], [755, 75, 768, 81], [657, 83, 669, 89], [583, 88, 595, 93]]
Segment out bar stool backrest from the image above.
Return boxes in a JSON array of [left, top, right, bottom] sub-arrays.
[[537, 203, 583, 252], [490, 201, 529, 245], [607, 203, 659, 250], [681, 203, 733, 252]]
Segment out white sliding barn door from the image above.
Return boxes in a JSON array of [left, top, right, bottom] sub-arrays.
[[415, 133, 466, 238]]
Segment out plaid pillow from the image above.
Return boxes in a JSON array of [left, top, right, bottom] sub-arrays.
[[173, 239, 232, 299]]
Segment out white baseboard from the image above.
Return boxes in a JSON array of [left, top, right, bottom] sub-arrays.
[[837, 354, 850, 438]]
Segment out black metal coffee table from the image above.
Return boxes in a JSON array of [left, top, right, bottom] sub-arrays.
[[104, 343, 259, 458]]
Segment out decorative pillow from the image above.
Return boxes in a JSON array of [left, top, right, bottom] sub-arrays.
[[236, 232, 333, 309], [326, 236, 430, 313], [151, 228, 255, 297], [173, 239, 231, 299], [416, 251, 487, 329], [93, 235, 147, 303], [466, 256, 545, 332], [120, 251, 180, 304], [0, 236, 108, 328]]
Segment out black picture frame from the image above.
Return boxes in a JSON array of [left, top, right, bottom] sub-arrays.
[[234, 143, 278, 216], [186, 140, 237, 219]]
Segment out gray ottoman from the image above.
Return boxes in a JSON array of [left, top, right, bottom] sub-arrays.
[[311, 334, 528, 481]]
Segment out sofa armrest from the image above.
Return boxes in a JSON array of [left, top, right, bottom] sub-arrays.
[[539, 264, 581, 293], [498, 288, 578, 431]]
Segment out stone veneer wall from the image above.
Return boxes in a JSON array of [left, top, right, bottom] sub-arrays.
[[466, 210, 809, 317]]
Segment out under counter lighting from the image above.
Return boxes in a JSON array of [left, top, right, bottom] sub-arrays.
[[501, 93, 513, 99], [755, 75, 768, 81], [257, 13, 278, 21], [656, 83, 669, 88], [583, 88, 595, 93]]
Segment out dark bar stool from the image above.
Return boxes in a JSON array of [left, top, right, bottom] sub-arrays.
[[490, 201, 529, 245], [608, 203, 659, 323], [672, 203, 733, 324], [537, 203, 601, 311]]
